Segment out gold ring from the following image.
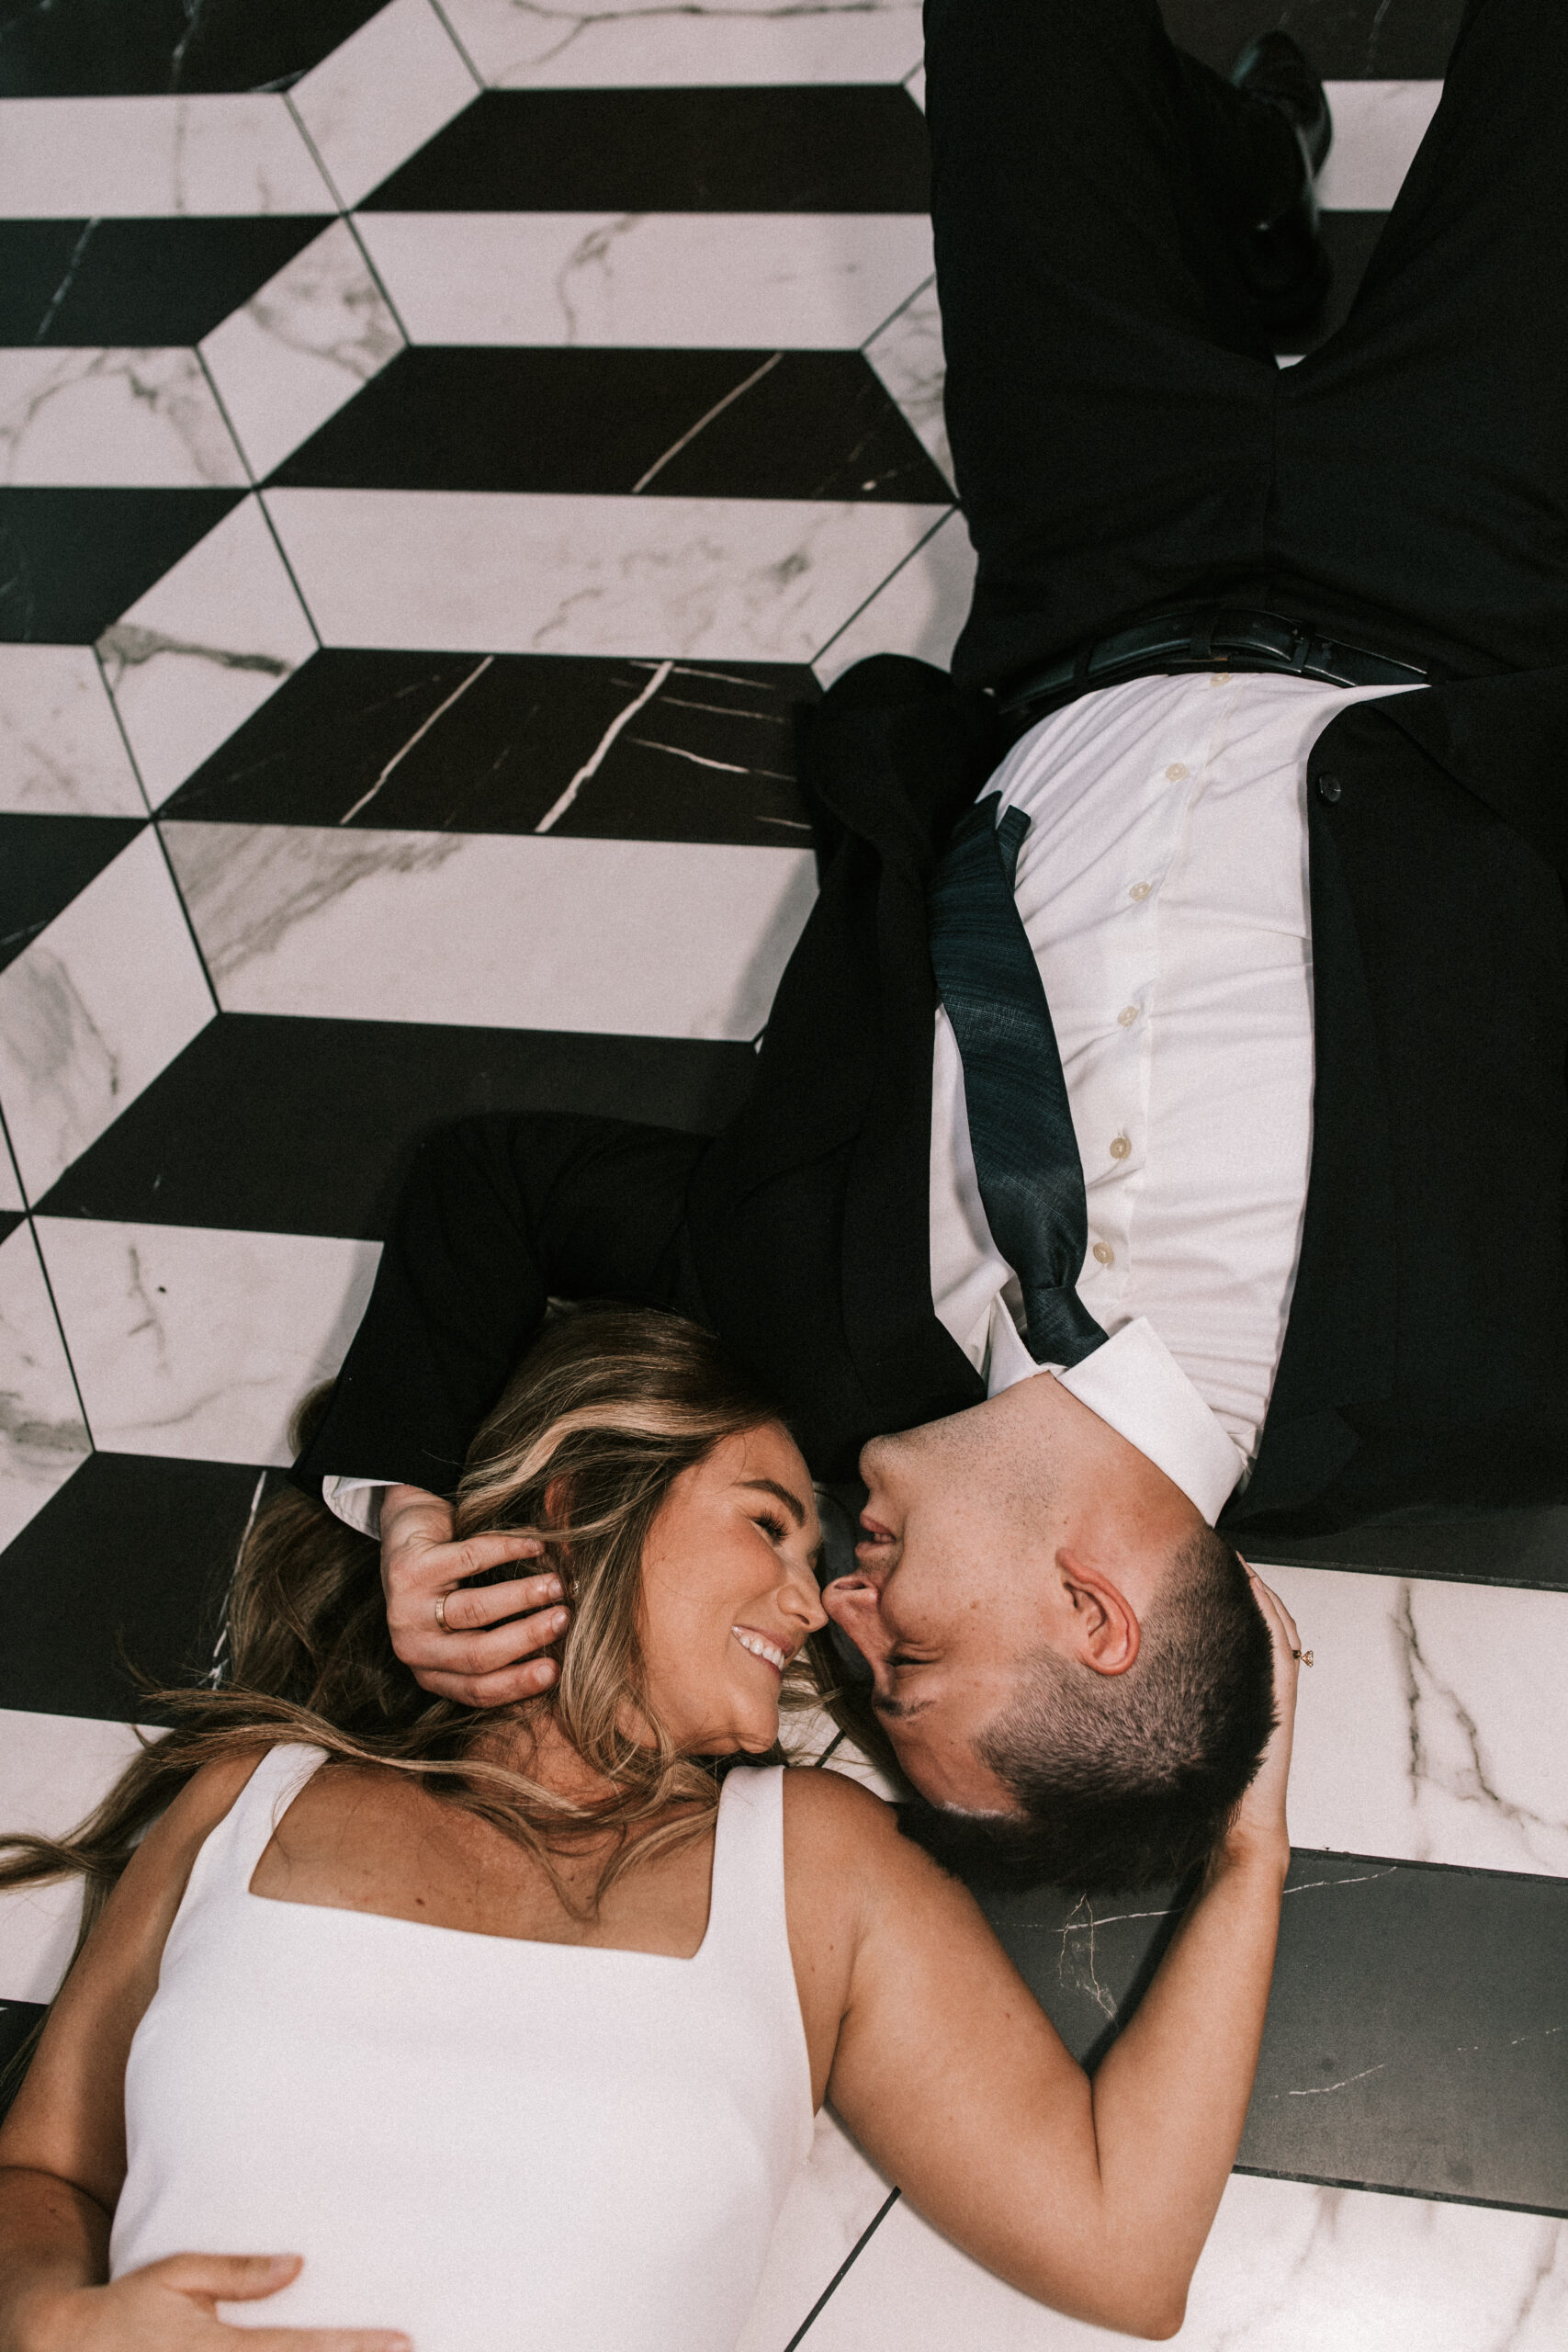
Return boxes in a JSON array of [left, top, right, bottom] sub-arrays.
[[434, 1593, 451, 1634], [1292, 1647, 1314, 1667]]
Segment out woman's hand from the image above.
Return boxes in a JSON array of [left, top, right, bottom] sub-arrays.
[[17, 2254, 408, 2352], [1222, 1566, 1302, 1873], [380, 1485, 570, 1708]]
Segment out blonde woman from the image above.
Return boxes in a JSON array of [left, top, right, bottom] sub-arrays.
[[0, 1308, 1300, 2352]]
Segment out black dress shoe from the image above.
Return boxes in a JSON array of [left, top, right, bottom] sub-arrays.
[[1229, 31, 1335, 333]]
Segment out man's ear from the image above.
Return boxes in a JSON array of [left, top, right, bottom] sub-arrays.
[[1055, 1548, 1141, 1676]]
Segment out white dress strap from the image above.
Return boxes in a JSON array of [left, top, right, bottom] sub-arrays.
[[699, 1765, 790, 1968], [180, 1742, 329, 1908]]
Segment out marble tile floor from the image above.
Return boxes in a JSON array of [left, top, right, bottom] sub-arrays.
[[2, 4, 1562, 2348]]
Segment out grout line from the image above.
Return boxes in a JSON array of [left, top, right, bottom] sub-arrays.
[[780, 2187, 901, 2351], [192, 343, 260, 490], [858, 270, 937, 358], [807, 502, 959, 671], [253, 488, 325, 652], [338, 209, 416, 349], [89, 644, 224, 1017], [282, 85, 350, 215], [11, 1193, 97, 1454], [425, 0, 487, 91]]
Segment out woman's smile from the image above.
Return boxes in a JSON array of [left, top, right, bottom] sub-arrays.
[[730, 1624, 792, 1676]]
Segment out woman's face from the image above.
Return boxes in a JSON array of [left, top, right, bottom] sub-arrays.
[[637, 1422, 828, 1755]]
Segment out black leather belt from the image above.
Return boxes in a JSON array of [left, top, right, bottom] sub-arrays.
[[993, 605, 1429, 743]]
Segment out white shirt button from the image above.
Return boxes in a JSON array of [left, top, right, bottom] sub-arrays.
[[1109, 1135, 1132, 1160], [1164, 762, 1189, 782], [1092, 1241, 1115, 1266], [1129, 881, 1152, 901], [1117, 1005, 1139, 1027]]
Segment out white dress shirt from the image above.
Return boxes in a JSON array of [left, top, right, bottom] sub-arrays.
[[327, 667, 1412, 1542], [931, 667, 1416, 1523]]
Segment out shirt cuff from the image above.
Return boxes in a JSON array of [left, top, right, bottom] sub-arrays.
[[983, 1304, 1244, 1526], [321, 1476, 388, 1540]]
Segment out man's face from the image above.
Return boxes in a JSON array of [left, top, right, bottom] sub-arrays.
[[820, 1411, 1052, 1813], [820, 1386, 1200, 1812]]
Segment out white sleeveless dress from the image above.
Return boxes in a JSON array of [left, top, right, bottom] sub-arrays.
[[109, 1746, 814, 2352]]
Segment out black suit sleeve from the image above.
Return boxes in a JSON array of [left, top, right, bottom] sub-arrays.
[[292, 1113, 710, 1501]]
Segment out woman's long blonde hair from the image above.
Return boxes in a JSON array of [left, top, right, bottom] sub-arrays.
[[0, 1306, 837, 1966]]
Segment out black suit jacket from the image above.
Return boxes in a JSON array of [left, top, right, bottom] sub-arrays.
[[298, 657, 1568, 1537]]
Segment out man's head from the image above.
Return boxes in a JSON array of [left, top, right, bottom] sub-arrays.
[[820, 1374, 1275, 1888]]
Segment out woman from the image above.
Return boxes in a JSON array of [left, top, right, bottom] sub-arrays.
[[0, 1307, 1300, 2351]]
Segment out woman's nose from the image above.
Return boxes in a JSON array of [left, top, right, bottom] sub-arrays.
[[781, 1558, 829, 1633]]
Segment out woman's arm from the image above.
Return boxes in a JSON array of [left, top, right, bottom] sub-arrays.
[[789, 1576, 1299, 2341], [0, 1758, 406, 2352]]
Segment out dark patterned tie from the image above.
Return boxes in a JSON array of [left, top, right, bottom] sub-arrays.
[[928, 799, 1108, 1368]]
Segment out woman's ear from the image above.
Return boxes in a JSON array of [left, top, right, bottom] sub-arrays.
[[543, 1473, 572, 1528]]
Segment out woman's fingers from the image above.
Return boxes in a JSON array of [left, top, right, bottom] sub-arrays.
[[156, 2253, 304, 2301]]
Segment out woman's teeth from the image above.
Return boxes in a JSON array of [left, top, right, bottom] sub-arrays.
[[732, 1627, 788, 1672]]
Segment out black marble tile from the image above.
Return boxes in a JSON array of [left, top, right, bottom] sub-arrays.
[[0, 489, 245, 643], [0, 816, 147, 975], [0, 1453, 288, 1722], [31, 1012, 759, 1238], [1160, 0, 1465, 79], [984, 1850, 1568, 2215], [360, 87, 931, 214], [0, 217, 331, 346], [0, 0, 389, 96], [0, 2003, 45, 2122], [1250, 1510, 1568, 1592], [266, 346, 952, 504], [160, 649, 818, 843], [0, 1210, 25, 1247]]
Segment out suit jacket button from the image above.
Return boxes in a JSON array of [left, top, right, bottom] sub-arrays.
[[1316, 774, 1343, 803]]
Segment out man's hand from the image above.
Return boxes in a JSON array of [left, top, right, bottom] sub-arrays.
[[17, 2253, 409, 2352], [380, 1484, 570, 1709], [1223, 1567, 1301, 1871]]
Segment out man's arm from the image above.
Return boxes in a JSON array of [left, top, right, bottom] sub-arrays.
[[293, 1113, 707, 1503]]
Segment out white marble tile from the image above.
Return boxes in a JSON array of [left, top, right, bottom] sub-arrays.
[[1251, 1562, 1568, 1879], [0, 828, 213, 1205], [1318, 82, 1442, 212], [290, 0, 479, 212], [863, 277, 949, 485], [0, 649, 145, 818], [796, 2167, 1568, 2351], [355, 211, 935, 349], [0, 1131, 22, 1215], [200, 221, 405, 482], [440, 0, 923, 87], [737, 2110, 893, 2352], [811, 505, 973, 683], [32, 1219, 380, 1470], [97, 495, 319, 809], [264, 487, 953, 664], [0, 96, 333, 219], [0, 1709, 155, 2004], [0, 1223, 90, 1555], [160, 820, 818, 1042], [0, 349, 245, 491]]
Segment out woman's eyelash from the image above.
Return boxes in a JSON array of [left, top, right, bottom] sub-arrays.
[[755, 1512, 789, 1543]]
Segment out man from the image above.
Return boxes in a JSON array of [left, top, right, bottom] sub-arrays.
[[296, 0, 1568, 1886]]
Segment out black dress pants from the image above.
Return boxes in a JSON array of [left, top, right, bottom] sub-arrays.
[[928, 0, 1568, 689]]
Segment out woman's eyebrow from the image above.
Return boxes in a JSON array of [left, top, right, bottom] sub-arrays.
[[739, 1476, 807, 1525]]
